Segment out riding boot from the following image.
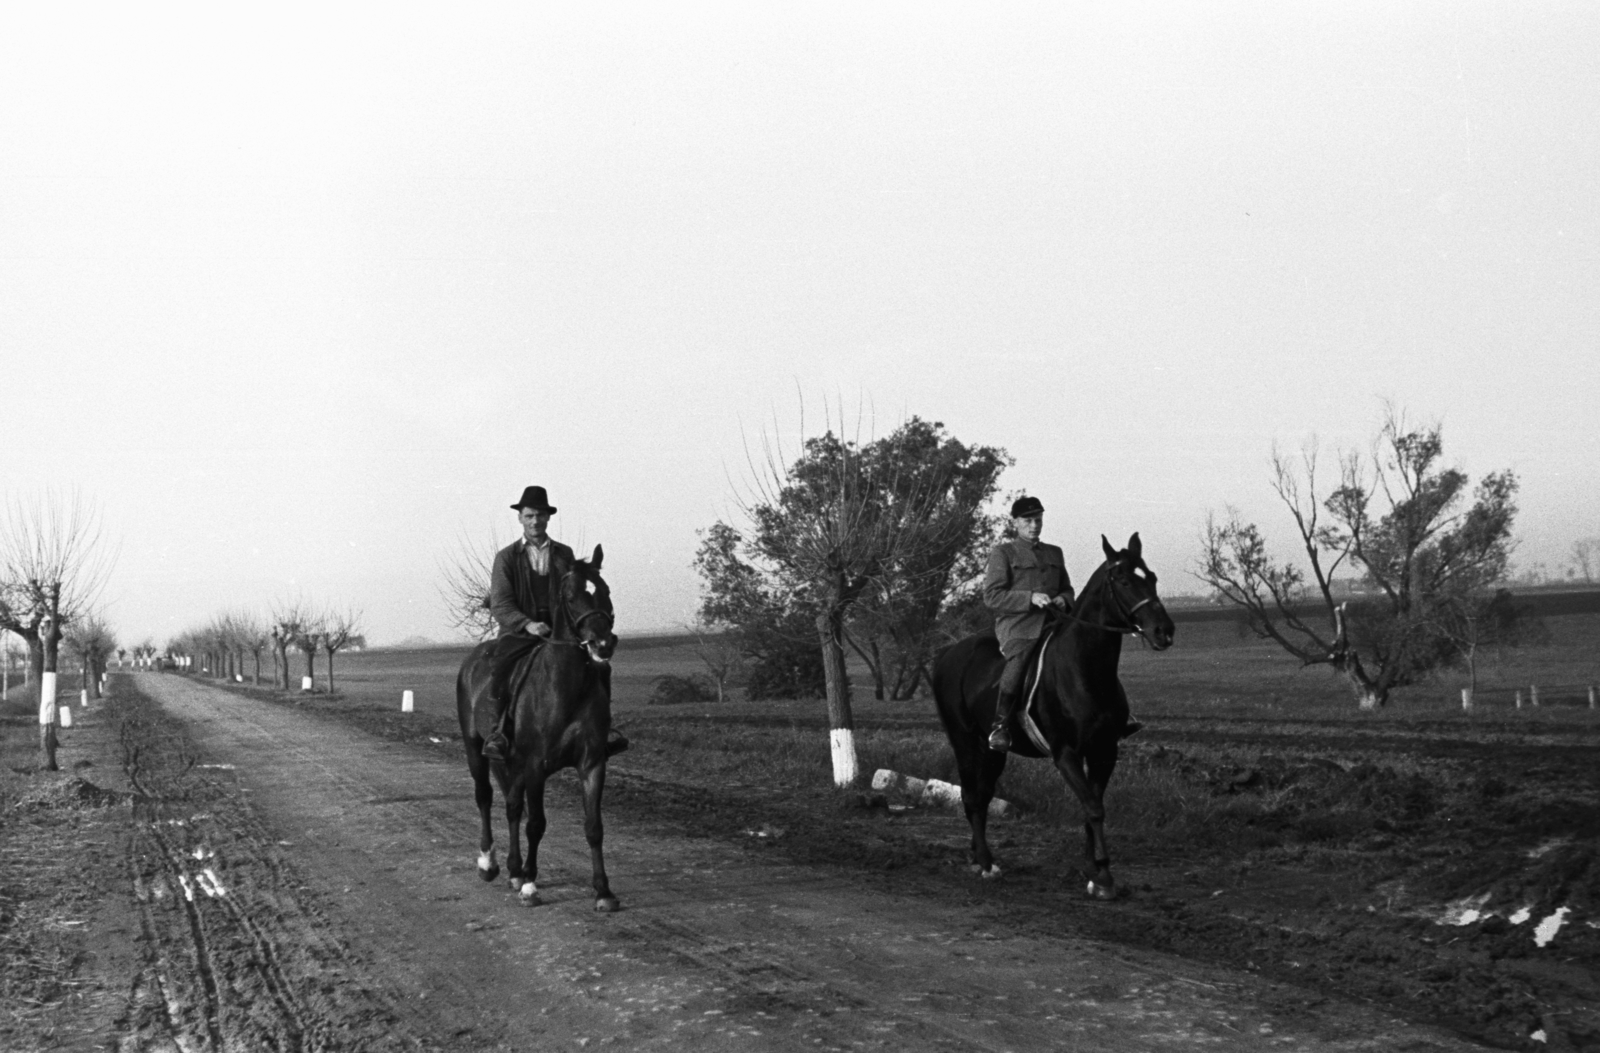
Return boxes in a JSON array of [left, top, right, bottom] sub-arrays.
[[1121, 713, 1144, 739], [605, 727, 630, 757], [481, 681, 513, 762], [481, 711, 511, 762], [988, 688, 1022, 752]]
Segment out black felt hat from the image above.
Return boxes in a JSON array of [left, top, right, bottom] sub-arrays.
[[1010, 495, 1045, 518], [510, 486, 558, 514]]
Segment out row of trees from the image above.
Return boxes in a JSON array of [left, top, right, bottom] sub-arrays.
[[1197, 406, 1529, 709], [167, 601, 365, 693]]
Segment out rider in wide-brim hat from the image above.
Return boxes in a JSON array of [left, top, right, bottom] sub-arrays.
[[480, 486, 627, 762]]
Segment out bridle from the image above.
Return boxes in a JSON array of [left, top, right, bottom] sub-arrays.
[[549, 568, 615, 663], [1050, 560, 1160, 646]]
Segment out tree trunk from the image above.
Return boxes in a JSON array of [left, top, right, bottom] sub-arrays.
[[325, 649, 336, 694], [816, 609, 857, 787], [303, 649, 315, 686], [252, 651, 262, 686], [39, 586, 62, 772]]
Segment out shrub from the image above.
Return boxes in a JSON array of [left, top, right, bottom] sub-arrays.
[[649, 674, 715, 706]]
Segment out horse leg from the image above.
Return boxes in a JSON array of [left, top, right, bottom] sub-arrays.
[[957, 744, 1007, 879], [469, 745, 499, 882], [1052, 746, 1117, 901], [504, 766, 527, 893], [516, 772, 548, 906], [580, 762, 619, 912], [1082, 746, 1119, 900]]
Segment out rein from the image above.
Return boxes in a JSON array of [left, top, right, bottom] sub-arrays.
[[1049, 564, 1156, 643]]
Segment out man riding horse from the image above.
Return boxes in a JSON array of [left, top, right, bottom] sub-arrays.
[[480, 485, 626, 762], [983, 495, 1142, 752]]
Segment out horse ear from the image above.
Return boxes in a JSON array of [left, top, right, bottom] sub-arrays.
[[1101, 534, 1116, 560], [1127, 532, 1142, 559], [590, 543, 604, 570]]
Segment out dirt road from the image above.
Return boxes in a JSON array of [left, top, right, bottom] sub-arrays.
[[53, 674, 1493, 1051]]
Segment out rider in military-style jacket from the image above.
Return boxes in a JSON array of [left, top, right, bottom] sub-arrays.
[[982, 495, 1073, 751]]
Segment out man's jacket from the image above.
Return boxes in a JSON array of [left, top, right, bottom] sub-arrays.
[[982, 538, 1075, 657], [489, 538, 577, 638]]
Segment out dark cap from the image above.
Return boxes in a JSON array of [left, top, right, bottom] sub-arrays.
[[510, 486, 558, 514], [1010, 495, 1044, 518]]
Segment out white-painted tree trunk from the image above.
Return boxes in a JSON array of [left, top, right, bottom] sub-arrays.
[[39, 671, 57, 726], [829, 728, 858, 787]]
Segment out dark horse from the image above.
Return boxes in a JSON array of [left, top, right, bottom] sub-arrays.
[[931, 533, 1174, 899], [456, 545, 621, 911]]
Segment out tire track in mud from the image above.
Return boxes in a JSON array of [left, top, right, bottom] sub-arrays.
[[110, 677, 408, 1053]]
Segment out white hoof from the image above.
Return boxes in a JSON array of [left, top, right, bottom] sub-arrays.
[[980, 865, 1002, 880], [477, 849, 496, 873], [518, 881, 539, 905]]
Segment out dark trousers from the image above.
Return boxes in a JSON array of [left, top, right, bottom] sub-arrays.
[[998, 647, 1032, 700], [488, 632, 545, 732]]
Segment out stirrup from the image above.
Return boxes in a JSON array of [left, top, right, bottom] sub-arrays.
[[605, 729, 630, 757], [987, 722, 1013, 752], [1121, 718, 1144, 740], [481, 731, 509, 762]]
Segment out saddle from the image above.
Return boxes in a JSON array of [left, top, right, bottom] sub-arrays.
[[999, 629, 1056, 756]]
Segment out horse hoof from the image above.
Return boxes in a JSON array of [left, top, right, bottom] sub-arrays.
[[518, 881, 539, 906], [594, 896, 621, 913], [477, 851, 499, 882], [1085, 880, 1116, 901], [478, 864, 500, 883], [980, 865, 1003, 880]]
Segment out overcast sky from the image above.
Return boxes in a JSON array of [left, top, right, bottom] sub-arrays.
[[3, 2, 1596, 646]]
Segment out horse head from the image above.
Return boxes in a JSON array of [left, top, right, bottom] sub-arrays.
[[562, 543, 618, 664], [1099, 532, 1175, 650]]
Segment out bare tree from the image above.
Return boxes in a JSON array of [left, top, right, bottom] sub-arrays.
[[232, 611, 270, 685], [0, 490, 117, 770], [320, 605, 366, 693], [64, 614, 117, 701], [1573, 537, 1599, 584], [437, 531, 500, 641], [1198, 409, 1517, 709], [685, 618, 744, 703], [295, 610, 324, 690], [270, 599, 308, 690]]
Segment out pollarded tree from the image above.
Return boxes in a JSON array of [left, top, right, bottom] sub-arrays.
[[64, 615, 116, 701], [320, 605, 365, 693], [1198, 407, 1518, 709], [0, 491, 116, 769], [295, 613, 324, 690], [270, 600, 307, 690], [842, 420, 1010, 700], [709, 410, 997, 786]]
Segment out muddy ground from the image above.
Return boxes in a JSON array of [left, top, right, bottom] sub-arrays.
[[1, 672, 1592, 1051]]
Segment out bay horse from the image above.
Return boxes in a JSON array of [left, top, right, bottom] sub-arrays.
[[456, 545, 621, 911], [930, 533, 1174, 899]]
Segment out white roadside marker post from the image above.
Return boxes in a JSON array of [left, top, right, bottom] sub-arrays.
[[1460, 688, 1472, 712], [301, 676, 313, 692], [60, 706, 72, 728], [1530, 684, 1540, 708], [402, 690, 414, 713]]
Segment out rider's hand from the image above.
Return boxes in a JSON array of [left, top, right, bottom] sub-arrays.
[[1030, 592, 1052, 608], [1050, 594, 1070, 609], [526, 621, 552, 637]]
